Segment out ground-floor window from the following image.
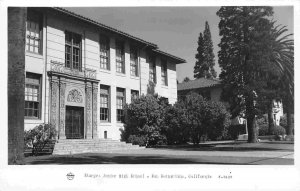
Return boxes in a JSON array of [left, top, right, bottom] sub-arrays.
[[131, 90, 139, 102], [25, 72, 41, 118], [100, 85, 110, 122], [116, 88, 125, 122]]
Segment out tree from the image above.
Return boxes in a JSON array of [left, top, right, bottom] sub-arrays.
[[194, 22, 217, 79], [194, 32, 205, 78], [217, 6, 275, 143], [183, 77, 190, 82], [203, 21, 217, 78], [8, 7, 27, 164]]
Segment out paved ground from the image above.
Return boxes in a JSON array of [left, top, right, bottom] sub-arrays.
[[24, 141, 294, 165]]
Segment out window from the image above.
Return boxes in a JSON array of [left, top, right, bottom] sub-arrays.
[[149, 57, 156, 83], [65, 31, 82, 71], [25, 73, 41, 119], [131, 90, 139, 102], [161, 60, 168, 86], [26, 10, 43, 54], [116, 88, 125, 122], [100, 35, 110, 70], [130, 47, 138, 76], [100, 85, 110, 122], [116, 41, 125, 73]]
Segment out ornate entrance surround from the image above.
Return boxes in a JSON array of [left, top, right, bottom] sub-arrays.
[[48, 60, 99, 139]]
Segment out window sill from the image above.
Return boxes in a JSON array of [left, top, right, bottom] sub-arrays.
[[26, 52, 43, 59], [130, 76, 139, 80], [99, 68, 111, 74], [25, 118, 43, 123], [161, 85, 168, 89], [116, 72, 126, 77]]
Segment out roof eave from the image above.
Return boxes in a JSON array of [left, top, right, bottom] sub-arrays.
[[152, 49, 186, 64], [52, 7, 158, 49]]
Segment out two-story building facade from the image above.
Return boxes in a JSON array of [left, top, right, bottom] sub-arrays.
[[24, 7, 185, 141]]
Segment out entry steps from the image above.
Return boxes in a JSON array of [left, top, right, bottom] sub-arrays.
[[52, 139, 144, 155]]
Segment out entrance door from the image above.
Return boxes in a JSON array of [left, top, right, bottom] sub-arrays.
[[65, 106, 84, 139]]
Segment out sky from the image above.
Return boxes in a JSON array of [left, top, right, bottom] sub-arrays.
[[65, 6, 294, 82]]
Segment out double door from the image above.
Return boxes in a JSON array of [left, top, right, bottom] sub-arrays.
[[65, 106, 84, 139]]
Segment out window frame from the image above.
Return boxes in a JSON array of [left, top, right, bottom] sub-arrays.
[[26, 10, 43, 54], [99, 35, 110, 70], [65, 31, 82, 71], [131, 90, 139, 102], [100, 85, 110, 122], [161, 59, 168, 86], [24, 72, 42, 119], [116, 88, 125, 122], [130, 46, 139, 77], [115, 41, 125, 74]]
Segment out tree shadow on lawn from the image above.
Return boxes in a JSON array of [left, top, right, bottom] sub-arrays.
[[25, 154, 250, 165], [151, 143, 294, 152]]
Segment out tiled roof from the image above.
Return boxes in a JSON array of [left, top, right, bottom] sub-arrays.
[[177, 78, 222, 91]]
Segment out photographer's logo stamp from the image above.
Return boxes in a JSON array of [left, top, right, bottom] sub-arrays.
[[67, 172, 75, 180]]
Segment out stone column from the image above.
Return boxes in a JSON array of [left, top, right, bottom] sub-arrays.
[[86, 82, 93, 139], [59, 78, 66, 139], [92, 83, 98, 139], [50, 77, 59, 138]]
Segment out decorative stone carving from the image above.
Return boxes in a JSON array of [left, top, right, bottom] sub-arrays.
[[50, 80, 59, 129], [59, 80, 66, 139], [50, 60, 97, 79], [86, 84, 92, 139], [67, 89, 83, 103], [92, 84, 98, 138]]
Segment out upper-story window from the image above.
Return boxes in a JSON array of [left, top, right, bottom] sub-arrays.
[[161, 59, 168, 86], [65, 31, 82, 71], [100, 35, 110, 70], [130, 47, 138, 77], [26, 10, 43, 54], [116, 41, 125, 74], [25, 72, 41, 119], [149, 57, 156, 83]]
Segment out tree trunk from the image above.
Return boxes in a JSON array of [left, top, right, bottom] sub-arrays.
[[246, 96, 258, 143], [267, 100, 274, 134], [8, 7, 26, 164], [286, 107, 293, 135]]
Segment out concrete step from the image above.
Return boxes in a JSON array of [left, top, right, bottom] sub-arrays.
[[52, 139, 143, 155]]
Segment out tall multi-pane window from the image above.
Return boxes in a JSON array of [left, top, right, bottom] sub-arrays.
[[149, 57, 156, 83], [100, 85, 110, 122], [116, 41, 125, 73], [116, 88, 125, 122], [26, 10, 43, 54], [161, 60, 168, 86], [65, 31, 82, 71], [25, 73, 41, 119], [100, 35, 110, 70], [130, 47, 138, 76]]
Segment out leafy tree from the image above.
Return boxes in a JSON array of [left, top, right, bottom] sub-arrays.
[[183, 77, 191, 82], [217, 6, 275, 142], [194, 22, 217, 79]]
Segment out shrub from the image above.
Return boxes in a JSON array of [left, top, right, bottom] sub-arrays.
[[24, 123, 57, 156], [258, 124, 286, 136], [128, 135, 147, 146], [226, 124, 247, 140], [122, 95, 167, 146]]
